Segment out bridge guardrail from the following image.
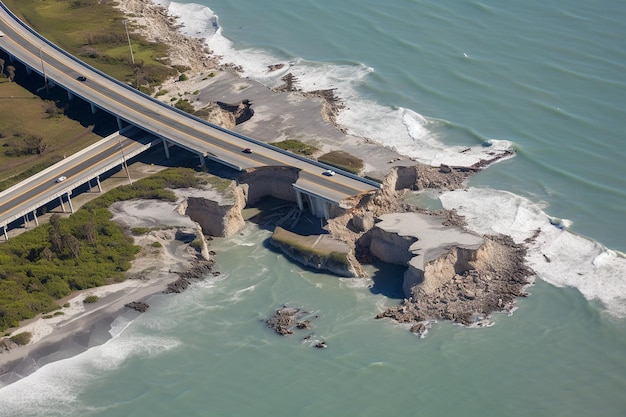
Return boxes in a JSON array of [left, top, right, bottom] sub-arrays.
[[0, 2, 381, 189]]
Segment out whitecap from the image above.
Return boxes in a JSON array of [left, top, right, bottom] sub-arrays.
[[153, 1, 513, 168], [440, 188, 626, 317], [0, 327, 180, 416]]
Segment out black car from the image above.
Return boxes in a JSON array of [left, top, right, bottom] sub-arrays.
[[77, 75, 87, 82]]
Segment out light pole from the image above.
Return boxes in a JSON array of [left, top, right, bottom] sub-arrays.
[[123, 20, 135, 65]]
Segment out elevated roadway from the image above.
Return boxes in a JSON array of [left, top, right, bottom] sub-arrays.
[[0, 2, 380, 234]]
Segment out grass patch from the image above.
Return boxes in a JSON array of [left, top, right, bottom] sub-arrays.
[[83, 295, 99, 304], [0, 167, 207, 332], [131, 227, 151, 235], [9, 332, 32, 345], [3, 0, 177, 88], [317, 150, 364, 174], [272, 139, 319, 156], [151, 241, 162, 248], [204, 175, 233, 194], [0, 79, 109, 190]]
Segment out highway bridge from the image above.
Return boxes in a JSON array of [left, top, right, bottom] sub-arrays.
[[0, 3, 380, 238]]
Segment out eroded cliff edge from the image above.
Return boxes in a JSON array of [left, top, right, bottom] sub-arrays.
[[173, 163, 532, 333]]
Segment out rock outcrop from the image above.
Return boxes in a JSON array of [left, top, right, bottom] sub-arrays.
[[269, 227, 363, 277], [180, 182, 246, 237], [377, 235, 532, 326]]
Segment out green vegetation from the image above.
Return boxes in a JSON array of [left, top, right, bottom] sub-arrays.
[[130, 227, 151, 236], [0, 168, 205, 332], [82, 167, 205, 211], [178, 74, 189, 82], [0, 209, 139, 330], [3, 0, 177, 91], [173, 98, 195, 114], [0, 80, 107, 191], [10, 332, 32, 346], [272, 139, 319, 156], [204, 175, 233, 194], [317, 150, 364, 174], [151, 241, 163, 248], [83, 295, 99, 304]]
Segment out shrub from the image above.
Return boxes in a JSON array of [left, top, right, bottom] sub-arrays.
[[178, 73, 189, 82], [10, 332, 32, 345], [174, 99, 195, 113], [83, 295, 99, 304], [317, 150, 364, 174], [151, 241, 162, 248], [272, 139, 318, 156]]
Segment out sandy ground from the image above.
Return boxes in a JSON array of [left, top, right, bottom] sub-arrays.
[[0, 150, 205, 382]]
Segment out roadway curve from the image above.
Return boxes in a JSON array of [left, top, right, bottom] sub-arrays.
[[0, 3, 379, 231]]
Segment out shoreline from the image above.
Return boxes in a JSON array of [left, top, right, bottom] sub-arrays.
[[0, 0, 515, 384]]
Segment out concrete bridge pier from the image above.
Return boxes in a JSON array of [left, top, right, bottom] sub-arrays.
[[67, 90, 74, 101], [91, 176, 103, 193], [59, 195, 66, 213], [162, 138, 171, 159], [2, 225, 7, 241], [66, 192, 74, 213], [32, 210, 39, 227], [116, 117, 124, 131], [25, 66, 32, 76], [294, 189, 330, 219], [199, 153, 206, 169], [90, 103, 97, 114], [295, 190, 304, 211]]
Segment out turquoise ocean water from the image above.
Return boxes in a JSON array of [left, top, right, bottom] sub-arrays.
[[1, 0, 625, 415]]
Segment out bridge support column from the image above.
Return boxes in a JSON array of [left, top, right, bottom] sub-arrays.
[[96, 176, 102, 192], [59, 196, 66, 213], [67, 192, 74, 214], [199, 153, 206, 169], [295, 190, 304, 211], [23, 215, 29, 229], [25, 67, 32, 76], [117, 117, 124, 131], [68, 90, 74, 101], [32, 210, 39, 227], [90, 103, 97, 114], [2, 226, 7, 241], [162, 138, 170, 159]]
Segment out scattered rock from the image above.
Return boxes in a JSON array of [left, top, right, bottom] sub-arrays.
[[0, 338, 18, 354], [125, 301, 150, 313], [296, 320, 312, 330], [164, 259, 215, 294], [266, 306, 301, 335]]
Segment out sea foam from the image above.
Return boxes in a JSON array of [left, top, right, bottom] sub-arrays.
[[440, 188, 626, 317], [152, 1, 514, 167], [0, 327, 180, 416]]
